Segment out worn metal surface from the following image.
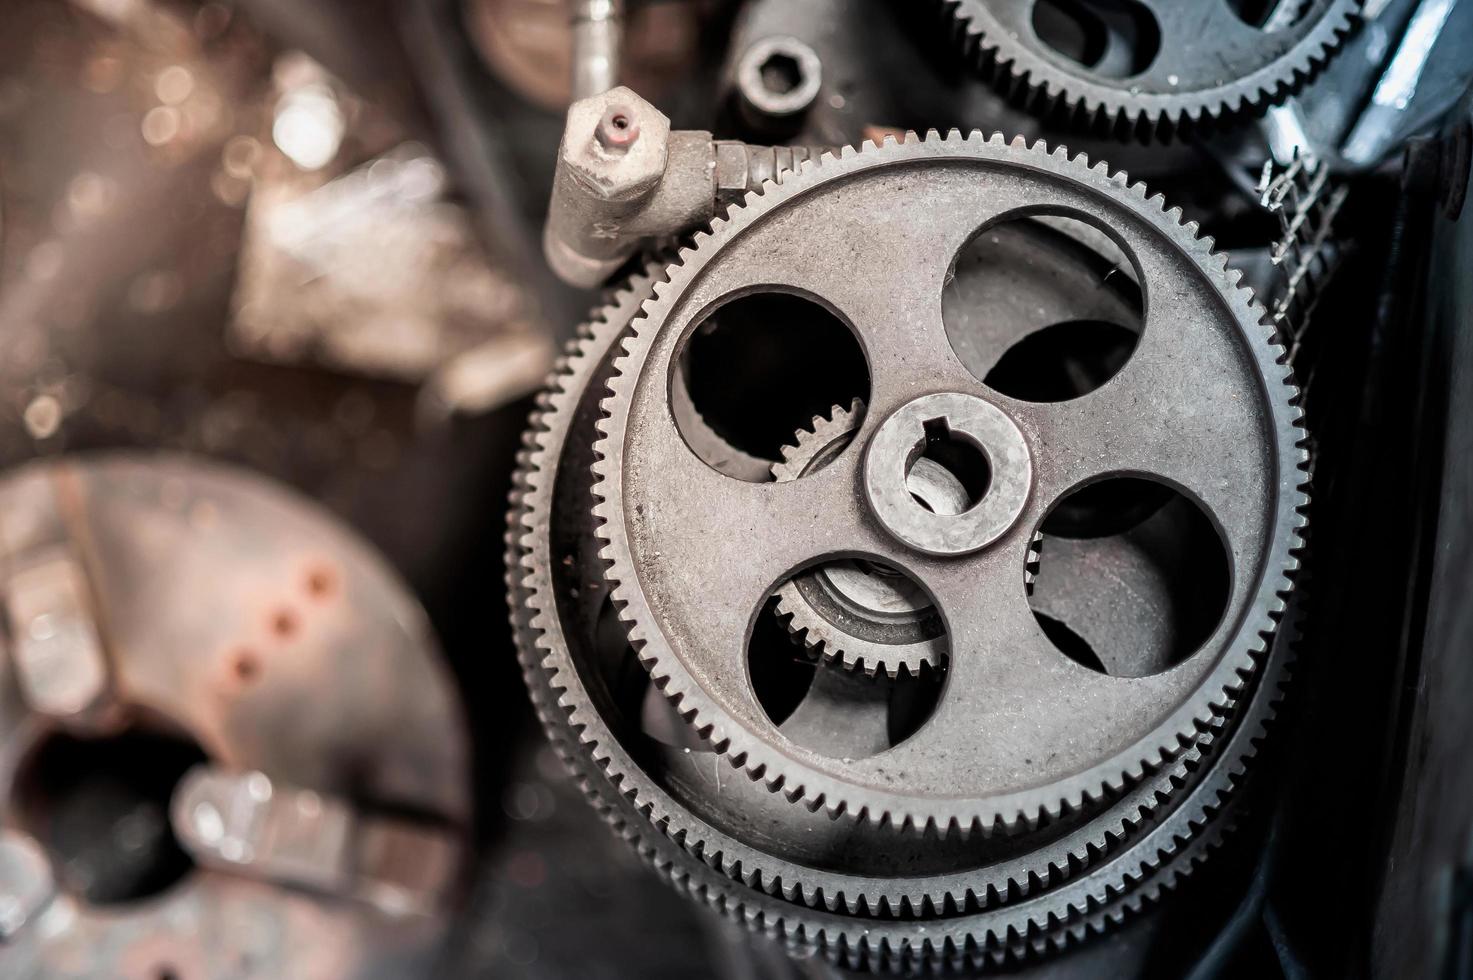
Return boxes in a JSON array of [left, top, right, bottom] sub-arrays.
[[506, 248, 1301, 968], [944, 0, 1361, 138], [592, 133, 1307, 833], [0, 455, 470, 979]]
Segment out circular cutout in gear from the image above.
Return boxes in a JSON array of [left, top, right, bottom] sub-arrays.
[[943, 0, 1360, 138], [591, 132, 1307, 834]]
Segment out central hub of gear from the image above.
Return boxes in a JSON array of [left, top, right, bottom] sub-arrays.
[[862, 392, 1031, 557]]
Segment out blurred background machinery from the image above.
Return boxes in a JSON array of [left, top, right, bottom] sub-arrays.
[[0, 0, 1469, 978]]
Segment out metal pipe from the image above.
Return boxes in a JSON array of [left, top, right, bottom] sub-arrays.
[[570, 0, 625, 101]]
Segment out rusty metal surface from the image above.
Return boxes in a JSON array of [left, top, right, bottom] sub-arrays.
[[0, 454, 471, 979]]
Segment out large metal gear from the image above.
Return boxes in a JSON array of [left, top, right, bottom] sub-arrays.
[[592, 131, 1307, 834], [506, 177, 1302, 960], [943, 0, 1360, 139]]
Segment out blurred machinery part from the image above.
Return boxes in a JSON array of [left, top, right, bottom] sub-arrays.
[[1367, 90, 1473, 980], [511, 132, 1308, 971], [464, 0, 705, 110], [1339, 0, 1472, 166], [569, 0, 623, 100], [1253, 0, 1473, 169], [229, 55, 554, 417], [0, 455, 471, 979], [0, 0, 538, 666]]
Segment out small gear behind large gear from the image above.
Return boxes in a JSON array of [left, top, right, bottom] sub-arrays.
[[943, 0, 1360, 139], [772, 399, 948, 678]]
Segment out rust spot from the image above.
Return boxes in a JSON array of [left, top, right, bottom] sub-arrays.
[[304, 564, 337, 601], [270, 608, 300, 641], [230, 648, 261, 684]]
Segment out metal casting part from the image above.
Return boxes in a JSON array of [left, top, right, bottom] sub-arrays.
[[0, 456, 471, 979], [543, 86, 819, 287]]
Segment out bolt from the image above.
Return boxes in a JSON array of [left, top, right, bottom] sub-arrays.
[[595, 106, 640, 153]]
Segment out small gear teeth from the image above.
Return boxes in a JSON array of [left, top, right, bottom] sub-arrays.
[[1024, 531, 1044, 595], [768, 399, 946, 679], [769, 399, 863, 484], [506, 263, 1252, 946]]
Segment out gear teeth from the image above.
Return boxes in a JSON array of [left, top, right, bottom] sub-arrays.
[[589, 130, 1310, 836], [509, 133, 1316, 970], [941, 0, 1360, 140], [768, 399, 945, 679]]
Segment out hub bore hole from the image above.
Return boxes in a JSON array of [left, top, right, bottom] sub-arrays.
[[945, 214, 1143, 402], [13, 728, 207, 905], [1029, 477, 1230, 677], [673, 291, 870, 481], [907, 418, 991, 516]]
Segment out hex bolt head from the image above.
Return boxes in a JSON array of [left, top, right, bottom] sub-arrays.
[[559, 86, 670, 203], [736, 36, 823, 123]]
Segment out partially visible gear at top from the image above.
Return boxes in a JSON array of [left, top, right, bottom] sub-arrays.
[[591, 131, 1309, 834], [943, 0, 1360, 139], [771, 400, 948, 678]]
